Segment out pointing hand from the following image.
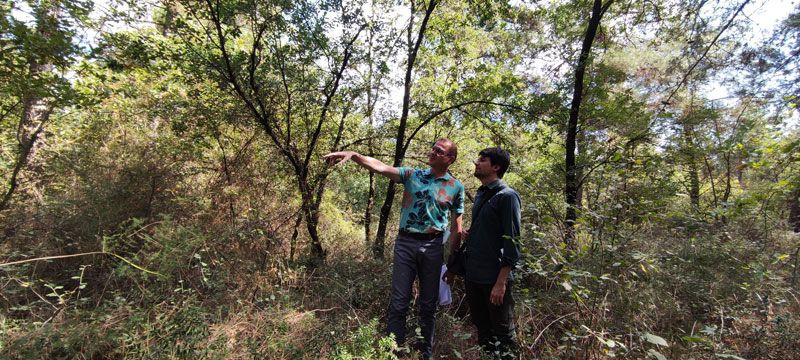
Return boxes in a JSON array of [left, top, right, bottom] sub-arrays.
[[323, 151, 353, 165]]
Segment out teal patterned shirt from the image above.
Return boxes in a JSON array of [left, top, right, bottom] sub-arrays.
[[397, 167, 465, 234]]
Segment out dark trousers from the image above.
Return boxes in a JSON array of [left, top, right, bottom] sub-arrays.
[[465, 280, 518, 359], [387, 233, 444, 358]]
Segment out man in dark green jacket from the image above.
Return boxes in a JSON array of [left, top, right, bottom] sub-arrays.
[[448, 147, 520, 359]]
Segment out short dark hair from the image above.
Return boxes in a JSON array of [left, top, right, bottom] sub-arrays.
[[479, 147, 510, 178]]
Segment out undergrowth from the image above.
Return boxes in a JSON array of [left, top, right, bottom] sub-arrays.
[[1, 215, 799, 359]]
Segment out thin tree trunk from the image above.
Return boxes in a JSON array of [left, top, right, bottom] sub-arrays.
[[719, 102, 748, 224], [201, 0, 363, 262], [736, 156, 746, 189], [294, 176, 326, 261], [722, 155, 732, 205], [575, 130, 585, 212], [364, 8, 377, 246], [216, 134, 237, 224], [703, 154, 718, 209], [159, 0, 177, 36], [0, 117, 46, 211], [680, 109, 700, 211], [789, 187, 800, 233], [719, 152, 732, 224], [688, 157, 700, 210], [366, 172, 375, 244], [564, 0, 613, 245], [0, 4, 58, 212], [304, 202, 325, 260], [289, 213, 303, 262], [373, 0, 437, 259]]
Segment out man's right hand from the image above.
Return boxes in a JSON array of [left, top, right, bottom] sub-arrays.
[[450, 229, 468, 252], [323, 151, 401, 182], [323, 151, 354, 165]]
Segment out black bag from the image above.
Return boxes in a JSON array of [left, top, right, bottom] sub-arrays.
[[446, 243, 468, 276], [446, 186, 502, 276]]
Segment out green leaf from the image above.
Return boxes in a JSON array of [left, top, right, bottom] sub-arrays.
[[647, 349, 667, 360], [680, 335, 706, 343], [642, 332, 669, 347]]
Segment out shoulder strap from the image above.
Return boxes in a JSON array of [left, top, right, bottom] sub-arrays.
[[462, 186, 503, 251], [472, 186, 503, 222]]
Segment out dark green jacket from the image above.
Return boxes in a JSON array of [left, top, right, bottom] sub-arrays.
[[465, 179, 521, 284]]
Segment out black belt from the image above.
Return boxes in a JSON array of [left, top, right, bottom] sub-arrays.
[[399, 230, 443, 241]]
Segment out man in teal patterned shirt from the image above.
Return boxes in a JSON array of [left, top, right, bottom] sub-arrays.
[[325, 139, 464, 358]]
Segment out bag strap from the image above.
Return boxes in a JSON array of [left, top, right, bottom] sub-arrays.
[[472, 185, 503, 223], [461, 185, 503, 250]]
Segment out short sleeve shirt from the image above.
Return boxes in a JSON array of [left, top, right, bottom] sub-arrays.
[[397, 167, 465, 234]]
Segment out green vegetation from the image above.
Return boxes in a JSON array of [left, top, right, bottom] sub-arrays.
[[1, 0, 798, 358]]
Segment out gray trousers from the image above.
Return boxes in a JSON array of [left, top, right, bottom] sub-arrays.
[[386, 233, 444, 357]]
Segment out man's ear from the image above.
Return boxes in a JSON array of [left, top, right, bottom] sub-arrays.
[[492, 164, 501, 173]]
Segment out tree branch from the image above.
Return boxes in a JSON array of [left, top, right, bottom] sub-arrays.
[[660, 0, 751, 110], [403, 100, 530, 154], [302, 25, 366, 170]]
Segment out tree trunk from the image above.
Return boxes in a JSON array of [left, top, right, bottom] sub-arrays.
[[303, 203, 325, 260], [688, 158, 700, 210], [299, 178, 326, 261], [215, 134, 237, 224], [719, 151, 732, 224], [564, 0, 612, 245], [159, 1, 178, 36], [789, 187, 800, 233], [0, 4, 58, 212], [0, 104, 48, 212], [575, 130, 586, 212], [201, 0, 363, 263], [680, 116, 701, 211], [365, 172, 375, 244], [289, 213, 303, 262], [364, 11, 377, 246], [373, 0, 438, 259], [703, 154, 718, 210]]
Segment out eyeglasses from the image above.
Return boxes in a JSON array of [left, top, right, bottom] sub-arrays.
[[431, 146, 450, 157]]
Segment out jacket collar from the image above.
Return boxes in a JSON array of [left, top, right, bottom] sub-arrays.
[[478, 179, 504, 191]]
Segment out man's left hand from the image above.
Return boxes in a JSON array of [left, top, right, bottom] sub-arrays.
[[490, 282, 506, 305], [442, 270, 456, 285]]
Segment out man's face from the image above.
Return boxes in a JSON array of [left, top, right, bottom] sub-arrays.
[[428, 140, 454, 168], [473, 156, 497, 179]]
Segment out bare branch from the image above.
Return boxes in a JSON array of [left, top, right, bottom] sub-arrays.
[[660, 0, 751, 110]]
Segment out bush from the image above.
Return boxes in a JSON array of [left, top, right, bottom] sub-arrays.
[[333, 319, 398, 360]]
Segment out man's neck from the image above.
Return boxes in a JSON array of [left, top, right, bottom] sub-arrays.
[[479, 174, 500, 186], [430, 166, 449, 178]]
